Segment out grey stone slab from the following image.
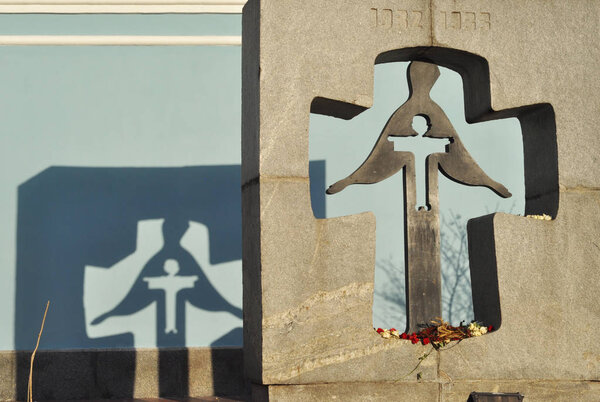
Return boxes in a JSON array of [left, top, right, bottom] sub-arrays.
[[252, 381, 440, 402], [441, 380, 600, 402], [243, 178, 438, 384], [440, 191, 600, 381], [242, 0, 600, 390]]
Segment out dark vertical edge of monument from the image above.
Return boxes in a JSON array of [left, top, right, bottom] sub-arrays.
[[241, 176, 264, 386], [241, 0, 264, 386], [467, 215, 501, 330], [241, 0, 261, 187], [520, 104, 559, 218]]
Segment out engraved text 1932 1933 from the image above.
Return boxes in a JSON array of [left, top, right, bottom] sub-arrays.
[[371, 8, 425, 31], [370, 8, 491, 32]]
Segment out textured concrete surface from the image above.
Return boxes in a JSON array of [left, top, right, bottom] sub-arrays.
[[242, 0, 600, 392], [251, 382, 440, 402], [0, 347, 245, 401], [253, 382, 600, 401], [441, 380, 600, 402]]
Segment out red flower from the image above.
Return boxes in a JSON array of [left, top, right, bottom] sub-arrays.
[[411, 337, 419, 344], [401, 333, 408, 339], [376, 328, 384, 333], [390, 328, 397, 332], [487, 325, 493, 332], [422, 338, 430, 345]]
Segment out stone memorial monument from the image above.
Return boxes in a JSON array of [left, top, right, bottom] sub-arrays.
[[242, 0, 600, 400]]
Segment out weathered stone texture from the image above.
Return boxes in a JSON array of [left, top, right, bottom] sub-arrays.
[[441, 380, 600, 402], [252, 382, 440, 402], [253, 178, 441, 383]]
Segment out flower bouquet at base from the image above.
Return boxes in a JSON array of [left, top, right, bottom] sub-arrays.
[[375, 318, 493, 348]]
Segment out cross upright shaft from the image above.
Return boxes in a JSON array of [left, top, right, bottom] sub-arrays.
[[403, 151, 444, 333], [391, 134, 448, 332]]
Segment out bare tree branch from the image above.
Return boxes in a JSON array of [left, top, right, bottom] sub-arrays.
[[375, 209, 474, 327]]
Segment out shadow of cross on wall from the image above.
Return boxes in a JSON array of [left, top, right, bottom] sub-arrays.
[[14, 163, 326, 399], [86, 217, 242, 348], [326, 61, 511, 333], [15, 165, 245, 350]]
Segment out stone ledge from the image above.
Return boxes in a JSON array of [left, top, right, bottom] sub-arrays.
[[251, 380, 600, 401]]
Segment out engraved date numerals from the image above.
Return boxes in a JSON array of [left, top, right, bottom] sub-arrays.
[[440, 11, 491, 31], [371, 8, 425, 31]]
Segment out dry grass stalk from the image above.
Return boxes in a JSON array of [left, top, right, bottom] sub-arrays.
[[430, 317, 468, 343], [27, 301, 49, 402]]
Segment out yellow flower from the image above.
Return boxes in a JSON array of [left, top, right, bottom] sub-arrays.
[[526, 214, 552, 221]]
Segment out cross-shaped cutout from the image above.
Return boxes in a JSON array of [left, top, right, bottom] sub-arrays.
[[327, 61, 511, 332]]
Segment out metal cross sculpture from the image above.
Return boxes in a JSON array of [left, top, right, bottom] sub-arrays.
[[326, 61, 512, 332]]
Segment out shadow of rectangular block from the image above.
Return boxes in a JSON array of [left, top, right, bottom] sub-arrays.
[[0, 347, 246, 401], [14, 349, 137, 401]]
